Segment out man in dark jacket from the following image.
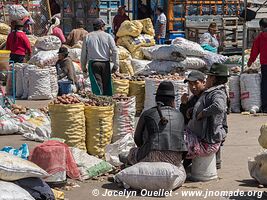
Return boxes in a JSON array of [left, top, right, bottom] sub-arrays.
[[180, 71, 206, 125], [121, 82, 187, 170]]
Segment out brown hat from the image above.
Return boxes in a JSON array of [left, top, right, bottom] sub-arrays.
[[209, 22, 218, 31], [118, 5, 126, 11]]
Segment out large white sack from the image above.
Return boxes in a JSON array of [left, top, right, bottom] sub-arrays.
[[105, 134, 136, 167], [0, 107, 21, 135], [8, 5, 30, 21], [150, 45, 186, 61], [172, 37, 206, 57], [229, 76, 241, 113], [248, 151, 267, 185], [70, 147, 113, 180], [0, 151, 49, 181], [112, 97, 136, 143], [29, 50, 58, 67], [259, 124, 267, 149], [240, 73, 261, 112], [34, 35, 62, 51], [114, 162, 186, 190], [68, 48, 81, 62], [131, 59, 151, 75], [22, 65, 36, 99], [203, 51, 228, 68], [144, 78, 188, 110], [0, 180, 35, 200], [49, 66, 59, 98], [141, 45, 163, 60], [28, 68, 53, 100], [15, 63, 27, 98]]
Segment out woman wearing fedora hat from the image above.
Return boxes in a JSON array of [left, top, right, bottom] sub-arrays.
[[120, 82, 187, 172], [186, 63, 230, 169], [199, 22, 219, 53]]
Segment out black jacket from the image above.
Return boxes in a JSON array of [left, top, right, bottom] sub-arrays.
[[134, 106, 187, 161]]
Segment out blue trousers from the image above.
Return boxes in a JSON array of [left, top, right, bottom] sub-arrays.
[[156, 38, 165, 45]]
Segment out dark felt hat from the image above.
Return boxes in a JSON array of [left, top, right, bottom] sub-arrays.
[[206, 63, 230, 77], [155, 81, 176, 97], [58, 47, 69, 55], [184, 70, 206, 83]]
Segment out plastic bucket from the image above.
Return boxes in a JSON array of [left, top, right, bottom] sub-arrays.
[[191, 153, 218, 181], [0, 50, 11, 71], [58, 80, 72, 95]]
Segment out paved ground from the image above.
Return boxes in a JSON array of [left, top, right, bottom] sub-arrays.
[[3, 101, 267, 200]]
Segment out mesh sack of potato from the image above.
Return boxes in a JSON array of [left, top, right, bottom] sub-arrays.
[[119, 59, 134, 76], [49, 95, 86, 150], [27, 35, 38, 48], [0, 23, 11, 35], [34, 35, 62, 51], [118, 46, 131, 60], [84, 95, 114, 158], [131, 48, 145, 60], [117, 20, 143, 38], [0, 34, 7, 45], [139, 18, 155, 36], [112, 74, 130, 96], [129, 77, 146, 115]]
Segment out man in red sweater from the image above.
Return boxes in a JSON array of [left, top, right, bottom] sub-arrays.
[[248, 18, 267, 113]]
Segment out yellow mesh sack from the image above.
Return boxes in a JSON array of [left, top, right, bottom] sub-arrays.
[[116, 20, 143, 37], [129, 80, 145, 114], [112, 78, 130, 96], [119, 59, 134, 76], [140, 18, 155, 36]]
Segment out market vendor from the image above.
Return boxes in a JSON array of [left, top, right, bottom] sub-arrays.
[[120, 81, 187, 169], [155, 7, 167, 45], [199, 22, 219, 53], [65, 20, 88, 47], [6, 20, 32, 63], [56, 47, 78, 94], [81, 18, 119, 96], [47, 17, 66, 43], [113, 5, 130, 37]]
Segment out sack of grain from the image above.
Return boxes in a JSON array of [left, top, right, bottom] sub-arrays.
[[141, 45, 162, 60], [8, 5, 30, 21], [140, 18, 155, 36], [119, 59, 134, 76], [34, 35, 62, 51], [0, 23, 11, 35], [150, 45, 186, 62], [114, 162, 186, 190], [131, 59, 151, 75], [113, 96, 136, 143], [117, 20, 143, 37], [85, 105, 114, 157], [49, 103, 86, 150], [0, 151, 49, 181], [240, 73, 261, 113], [117, 34, 155, 53], [105, 134, 136, 167], [29, 50, 58, 67], [22, 65, 36, 99], [28, 68, 53, 100], [203, 51, 228, 68], [118, 46, 131, 60], [172, 37, 206, 57], [229, 76, 241, 113], [49, 66, 59, 98], [129, 80, 145, 114], [248, 151, 267, 185], [71, 147, 113, 180], [15, 63, 27, 98]]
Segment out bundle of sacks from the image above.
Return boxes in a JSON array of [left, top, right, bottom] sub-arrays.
[[0, 22, 11, 47], [117, 19, 156, 60], [139, 38, 227, 75]]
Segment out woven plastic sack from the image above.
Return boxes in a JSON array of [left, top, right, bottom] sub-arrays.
[[240, 73, 261, 112], [119, 59, 134, 76], [49, 103, 86, 150], [144, 78, 187, 110], [203, 51, 228, 67], [117, 20, 143, 37], [117, 34, 155, 53], [28, 68, 53, 100], [129, 80, 145, 114], [68, 48, 81, 62], [105, 134, 136, 167], [70, 147, 113, 180], [34, 35, 62, 51], [114, 162, 186, 190], [118, 46, 131, 60], [15, 63, 26, 98], [8, 5, 30, 21], [150, 45, 186, 61], [259, 124, 267, 149], [113, 96, 136, 143], [85, 105, 114, 157], [141, 45, 163, 60], [224, 55, 243, 65], [0, 34, 7, 45], [49, 66, 59, 98], [112, 78, 130, 96], [0, 151, 49, 181], [27, 35, 38, 47], [29, 50, 58, 67], [0, 181, 35, 200], [131, 59, 151, 75], [0, 23, 10, 35], [131, 48, 145, 59], [22, 65, 36, 99], [140, 18, 155, 36], [248, 151, 267, 185], [229, 76, 241, 113], [172, 37, 206, 57]]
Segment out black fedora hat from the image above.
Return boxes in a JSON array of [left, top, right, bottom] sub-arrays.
[[154, 81, 176, 97]]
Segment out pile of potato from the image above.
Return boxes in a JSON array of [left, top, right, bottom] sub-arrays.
[[147, 73, 184, 80], [52, 95, 81, 104], [84, 94, 113, 107], [11, 104, 28, 115], [129, 75, 146, 81], [112, 73, 131, 80], [113, 94, 131, 102], [39, 107, 49, 114]]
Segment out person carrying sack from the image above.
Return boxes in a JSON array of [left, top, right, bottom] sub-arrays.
[[81, 18, 119, 96]]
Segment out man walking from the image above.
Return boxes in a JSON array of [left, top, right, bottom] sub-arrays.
[[66, 20, 88, 47], [155, 7, 167, 45], [81, 18, 119, 96]]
